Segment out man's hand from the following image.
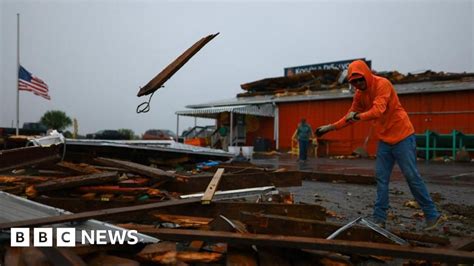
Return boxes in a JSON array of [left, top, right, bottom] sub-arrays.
[[315, 125, 335, 137], [345, 112, 360, 122]]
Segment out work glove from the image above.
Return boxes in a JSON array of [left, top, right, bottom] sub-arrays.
[[315, 124, 335, 137], [345, 111, 360, 122]]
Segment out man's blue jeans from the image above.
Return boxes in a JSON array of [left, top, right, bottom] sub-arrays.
[[374, 134, 439, 222], [299, 140, 309, 161]]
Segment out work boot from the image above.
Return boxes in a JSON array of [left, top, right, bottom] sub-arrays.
[[424, 215, 447, 231], [375, 222, 386, 229], [371, 218, 386, 229]]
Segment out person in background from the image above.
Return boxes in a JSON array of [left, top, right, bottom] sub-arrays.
[[218, 123, 230, 151], [315, 60, 445, 231], [292, 118, 314, 163]]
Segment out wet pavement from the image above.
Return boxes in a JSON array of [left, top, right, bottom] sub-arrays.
[[252, 154, 474, 239]]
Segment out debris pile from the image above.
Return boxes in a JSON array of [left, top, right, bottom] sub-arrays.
[[0, 141, 473, 265]]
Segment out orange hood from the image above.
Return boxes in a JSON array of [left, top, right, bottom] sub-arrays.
[[347, 60, 374, 90], [331, 60, 415, 145]]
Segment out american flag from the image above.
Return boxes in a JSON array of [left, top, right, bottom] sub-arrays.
[[19, 65, 51, 100]]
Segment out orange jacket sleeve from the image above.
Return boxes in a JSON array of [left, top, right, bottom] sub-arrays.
[[331, 92, 365, 130]]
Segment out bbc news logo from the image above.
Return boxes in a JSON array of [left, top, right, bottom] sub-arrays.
[[11, 228, 139, 247]]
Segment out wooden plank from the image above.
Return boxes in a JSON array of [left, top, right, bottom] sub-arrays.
[[201, 168, 224, 204], [118, 178, 150, 187], [145, 228, 474, 263], [26, 171, 119, 197], [151, 201, 327, 221], [302, 171, 375, 185], [137, 33, 219, 97], [239, 212, 450, 246], [205, 164, 270, 174], [0, 175, 50, 184], [0, 145, 62, 173], [32, 197, 327, 222], [162, 171, 302, 194], [57, 161, 102, 174], [153, 214, 213, 228], [175, 251, 223, 264], [0, 197, 201, 230], [77, 185, 149, 195], [94, 157, 176, 180]]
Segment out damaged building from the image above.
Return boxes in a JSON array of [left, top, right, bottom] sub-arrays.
[[177, 62, 474, 159]]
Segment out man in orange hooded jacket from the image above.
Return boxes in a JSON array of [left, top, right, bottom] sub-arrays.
[[316, 60, 444, 230]]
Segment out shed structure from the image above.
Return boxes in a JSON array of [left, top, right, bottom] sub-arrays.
[[177, 78, 474, 157]]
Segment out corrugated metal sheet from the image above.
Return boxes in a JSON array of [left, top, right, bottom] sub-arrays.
[[0, 191, 158, 243], [176, 104, 274, 118], [66, 139, 234, 158]]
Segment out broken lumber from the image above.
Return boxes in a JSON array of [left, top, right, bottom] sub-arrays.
[[57, 161, 102, 174], [26, 171, 119, 197], [77, 185, 150, 195], [151, 201, 326, 221], [146, 228, 474, 263], [302, 171, 376, 184], [152, 214, 213, 228], [239, 212, 450, 246], [0, 197, 201, 229], [0, 145, 62, 173], [162, 171, 302, 193], [201, 168, 224, 204], [137, 33, 219, 97], [32, 197, 327, 223], [94, 157, 176, 182]]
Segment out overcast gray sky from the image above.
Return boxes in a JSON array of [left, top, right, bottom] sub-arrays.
[[1, 0, 473, 136]]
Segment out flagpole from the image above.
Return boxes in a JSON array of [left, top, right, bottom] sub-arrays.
[[16, 13, 20, 136]]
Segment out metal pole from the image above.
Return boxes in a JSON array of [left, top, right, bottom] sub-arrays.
[[176, 115, 179, 141], [194, 117, 197, 127], [16, 13, 20, 136], [273, 103, 279, 150], [230, 112, 234, 147]]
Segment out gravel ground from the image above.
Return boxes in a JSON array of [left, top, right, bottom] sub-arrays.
[[252, 155, 474, 239]]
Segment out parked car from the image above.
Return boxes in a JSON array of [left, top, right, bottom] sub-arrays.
[[86, 130, 127, 140], [22, 122, 48, 132], [142, 129, 176, 140]]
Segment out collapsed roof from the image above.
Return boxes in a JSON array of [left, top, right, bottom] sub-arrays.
[[238, 69, 474, 98]]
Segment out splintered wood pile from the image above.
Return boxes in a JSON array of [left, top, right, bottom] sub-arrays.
[[0, 146, 473, 265]]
